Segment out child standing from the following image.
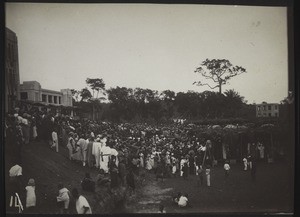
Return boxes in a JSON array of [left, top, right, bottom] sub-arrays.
[[205, 165, 211, 187], [243, 157, 248, 171], [197, 165, 204, 187], [25, 178, 36, 213], [224, 161, 230, 179]]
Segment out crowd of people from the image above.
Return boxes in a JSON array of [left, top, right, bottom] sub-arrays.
[[5, 105, 268, 213]]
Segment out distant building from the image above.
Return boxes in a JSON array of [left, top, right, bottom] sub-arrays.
[[19, 81, 73, 107], [5, 27, 20, 113], [256, 102, 279, 117]]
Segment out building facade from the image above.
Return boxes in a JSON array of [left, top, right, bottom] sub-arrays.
[[19, 81, 73, 107], [5, 28, 20, 113], [256, 102, 279, 117]]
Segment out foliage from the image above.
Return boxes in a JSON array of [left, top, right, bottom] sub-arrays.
[[80, 88, 92, 102], [72, 77, 266, 123], [193, 59, 246, 94], [86, 78, 106, 99], [70, 89, 80, 102]]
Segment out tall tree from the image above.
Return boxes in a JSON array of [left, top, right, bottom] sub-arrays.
[[161, 90, 176, 101], [223, 89, 246, 117], [86, 78, 106, 99], [160, 90, 176, 119], [80, 88, 92, 102], [107, 86, 135, 121], [224, 89, 246, 104], [193, 59, 246, 94]]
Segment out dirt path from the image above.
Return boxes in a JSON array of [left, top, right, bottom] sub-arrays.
[[125, 175, 174, 213], [125, 161, 293, 214]]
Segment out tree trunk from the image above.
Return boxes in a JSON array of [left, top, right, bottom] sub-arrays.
[[219, 83, 222, 94], [92, 104, 95, 121]]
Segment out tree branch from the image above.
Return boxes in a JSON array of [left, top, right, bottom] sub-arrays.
[[193, 81, 219, 89]]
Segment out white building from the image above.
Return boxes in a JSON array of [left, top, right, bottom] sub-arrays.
[[19, 81, 73, 107], [256, 102, 279, 117]]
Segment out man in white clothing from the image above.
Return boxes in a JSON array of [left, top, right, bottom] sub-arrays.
[[100, 137, 111, 173], [9, 164, 22, 177], [51, 130, 58, 152], [77, 136, 88, 166], [92, 138, 102, 169], [178, 194, 189, 208], [72, 188, 92, 214]]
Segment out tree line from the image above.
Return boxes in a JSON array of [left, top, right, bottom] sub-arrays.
[[69, 59, 254, 122], [70, 79, 255, 122]]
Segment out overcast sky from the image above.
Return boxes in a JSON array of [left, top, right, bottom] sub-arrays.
[[6, 3, 288, 104]]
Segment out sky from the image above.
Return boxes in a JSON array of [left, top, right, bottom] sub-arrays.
[[5, 3, 289, 104]]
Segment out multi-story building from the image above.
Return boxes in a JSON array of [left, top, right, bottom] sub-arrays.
[[19, 81, 73, 107], [256, 102, 279, 117], [5, 27, 20, 113]]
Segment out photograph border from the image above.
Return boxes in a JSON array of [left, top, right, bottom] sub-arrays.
[[1, 0, 298, 217]]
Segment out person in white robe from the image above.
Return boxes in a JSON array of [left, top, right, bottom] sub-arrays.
[[139, 152, 144, 168], [149, 154, 155, 169], [77, 137, 88, 166], [51, 130, 59, 152], [92, 138, 102, 169], [99, 138, 111, 173], [66, 133, 75, 160], [243, 157, 248, 171], [180, 158, 186, 177]]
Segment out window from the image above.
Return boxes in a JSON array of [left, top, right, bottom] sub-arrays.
[[20, 92, 28, 100], [263, 105, 266, 111], [269, 113, 272, 117], [257, 106, 260, 111], [275, 105, 278, 110], [48, 95, 53, 103], [54, 96, 57, 104], [59, 96, 61, 104], [35, 92, 39, 101], [268, 105, 271, 110], [42, 94, 47, 102], [275, 113, 278, 117]]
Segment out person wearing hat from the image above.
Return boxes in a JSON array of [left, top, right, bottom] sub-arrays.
[[7, 163, 23, 213], [25, 178, 36, 213]]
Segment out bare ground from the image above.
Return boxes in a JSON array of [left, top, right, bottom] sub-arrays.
[[5, 140, 294, 214]]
